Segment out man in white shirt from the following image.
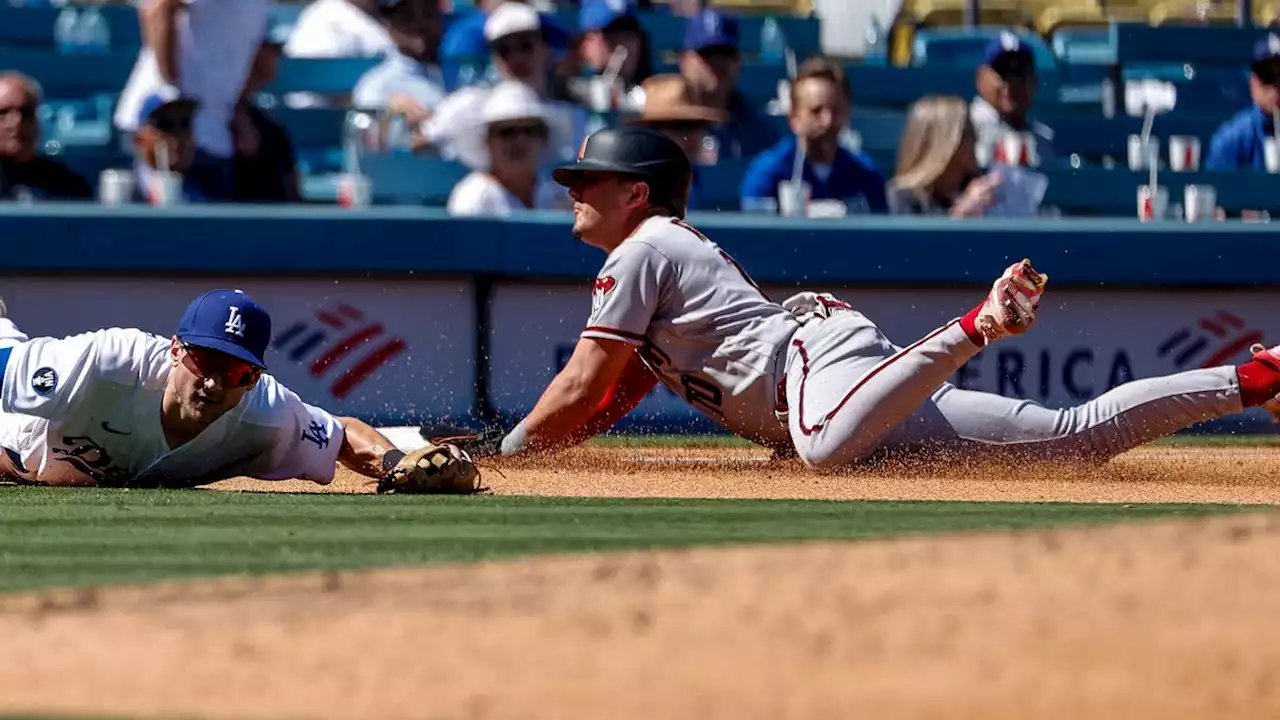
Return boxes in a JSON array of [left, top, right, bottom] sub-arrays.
[[970, 32, 1055, 166], [0, 289, 478, 492], [284, 0, 395, 59], [352, 0, 448, 149], [114, 0, 270, 201]]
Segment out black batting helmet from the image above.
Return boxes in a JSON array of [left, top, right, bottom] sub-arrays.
[[552, 127, 693, 218]]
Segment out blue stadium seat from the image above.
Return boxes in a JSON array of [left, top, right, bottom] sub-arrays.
[[911, 27, 1057, 69], [0, 48, 136, 99], [1112, 23, 1269, 66], [358, 154, 471, 206], [1043, 168, 1280, 215]]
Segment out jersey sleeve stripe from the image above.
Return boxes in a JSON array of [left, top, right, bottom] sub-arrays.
[[582, 326, 646, 345]]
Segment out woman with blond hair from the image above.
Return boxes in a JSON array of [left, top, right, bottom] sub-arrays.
[[888, 95, 1006, 217]]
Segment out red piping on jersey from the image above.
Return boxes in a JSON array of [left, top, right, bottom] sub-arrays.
[[792, 320, 959, 437], [583, 326, 647, 343]]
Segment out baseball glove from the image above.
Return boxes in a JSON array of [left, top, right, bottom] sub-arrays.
[[376, 442, 485, 495]]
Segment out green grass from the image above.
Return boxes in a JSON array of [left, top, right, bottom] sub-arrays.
[[0, 487, 1261, 594]]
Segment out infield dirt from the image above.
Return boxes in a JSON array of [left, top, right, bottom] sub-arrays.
[[3, 444, 1280, 719]]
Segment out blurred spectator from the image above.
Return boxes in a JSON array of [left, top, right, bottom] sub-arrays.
[[740, 59, 887, 214], [971, 32, 1055, 166], [115, 0, 270, 201], [1206, 33, 1280, 171], [672, 8, 774, 159], [440, 1, 571, 91], [132, 96, 203, 203], [887, 96, 1006, 217], [627, 74, 724, 210], [569, 0, 652, 111], [232, 36, 300, 203], [427, 3, 586, 163], [0, 74, 92, 201], [352, 0, 447, 142], [284, 0, 394, 58], [447, 81, 573, 215]]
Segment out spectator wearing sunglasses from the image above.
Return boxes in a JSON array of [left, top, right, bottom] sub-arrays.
[[671, 8, 774, 160], [132, 95, 205, 203], [351, 0, 447, 149], [0, 73, 92, 202], [428, 3, 587, 165], [627, 74, 725, 211], [439, 0, 571, 92], [970, 32, 1055, 166], [1206, 33, 1280, 171], [447, 81, 574, 216]]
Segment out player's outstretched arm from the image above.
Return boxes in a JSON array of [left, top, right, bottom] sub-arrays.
[[333, 416, 400, 480], [499, 337, 640, 456]]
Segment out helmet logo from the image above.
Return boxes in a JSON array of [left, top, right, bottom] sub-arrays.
[[577, 136, 590, 161]]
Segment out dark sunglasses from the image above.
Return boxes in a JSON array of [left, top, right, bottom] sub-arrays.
[[0, 104, 37, 120], [696, 46, 739, 62], [181, 344, 261, 388], [491, 123, 548, 140], [493, 37, 537, 57]]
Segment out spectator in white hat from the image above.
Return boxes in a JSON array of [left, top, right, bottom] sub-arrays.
[[447, 81, 573, 216], [425, 2, 586, 164]]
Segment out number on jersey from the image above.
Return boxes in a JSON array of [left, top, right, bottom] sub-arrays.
[[673, 219, 764, 293]]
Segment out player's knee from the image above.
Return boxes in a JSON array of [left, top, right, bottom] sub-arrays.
[[793, 436, 875, 470]]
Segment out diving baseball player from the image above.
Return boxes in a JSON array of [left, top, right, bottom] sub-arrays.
[[0, 289, 478, 492], [444, 127, 1280, 468]]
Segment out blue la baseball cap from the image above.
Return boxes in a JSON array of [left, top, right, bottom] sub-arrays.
[[176, 289, 272, 369], [982, 30, 1034, 71], [579, 0, 637, 33], [685, 9, 740, 52]]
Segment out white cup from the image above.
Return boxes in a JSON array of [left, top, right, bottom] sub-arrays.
[[1168, 135, 1201, 172], [337, 173, 372, 208], [98, 169, 135, 207], [1137, 184, 1168, 221], [777, 180, 811, 218], [1128, 135, 1160, 171], [146, 171, 183, 207], [1265, 138, 1279, 173], [1183, 184, 1216, 222], [697, 133, 719, 166]]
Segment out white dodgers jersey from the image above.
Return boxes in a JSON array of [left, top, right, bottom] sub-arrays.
[[0, 328, 344, 487], [581, 216, 800, 445]]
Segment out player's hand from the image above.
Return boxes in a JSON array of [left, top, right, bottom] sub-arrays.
[[951, 172, 1003, 218], [419, 422, 508, 460], [377, 442, 485, 495]]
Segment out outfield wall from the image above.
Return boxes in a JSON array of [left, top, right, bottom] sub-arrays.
[[0, 205, 1275, 431]]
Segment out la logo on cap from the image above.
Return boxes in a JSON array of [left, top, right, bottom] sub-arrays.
[[225, 306, 247, 338], [1000, 31, 1019, 51], [704, 11, 720, 33], [606, 0, 626, 12], [1270, 33, 1280, 55]]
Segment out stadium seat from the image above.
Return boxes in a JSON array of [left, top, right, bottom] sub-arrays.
[[910, 27, 1057, 68], [1147, 0, 1240, 25], [0, 4, 140, 49], [358, 154, 471, 206]]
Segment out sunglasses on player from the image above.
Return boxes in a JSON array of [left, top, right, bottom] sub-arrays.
[[180, 344, 262, 388]]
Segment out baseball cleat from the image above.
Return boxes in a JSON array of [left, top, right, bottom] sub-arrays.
[[974, 259, 1047, 343]]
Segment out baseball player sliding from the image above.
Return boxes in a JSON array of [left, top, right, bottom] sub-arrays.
[[0, 289, 478, 493], [444, 127, 1280, 467]]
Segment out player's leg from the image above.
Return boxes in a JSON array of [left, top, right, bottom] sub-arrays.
[[785, 261, 1046, 468], [928, 368, 1241, 460], [927, 342, 1280, 459]]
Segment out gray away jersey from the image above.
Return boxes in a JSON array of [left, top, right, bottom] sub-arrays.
[[581, 216, 799, 445], [0, 328, 344, 487]]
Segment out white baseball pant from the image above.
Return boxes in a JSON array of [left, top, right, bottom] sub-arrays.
[[784, 311, 1243, 468]]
